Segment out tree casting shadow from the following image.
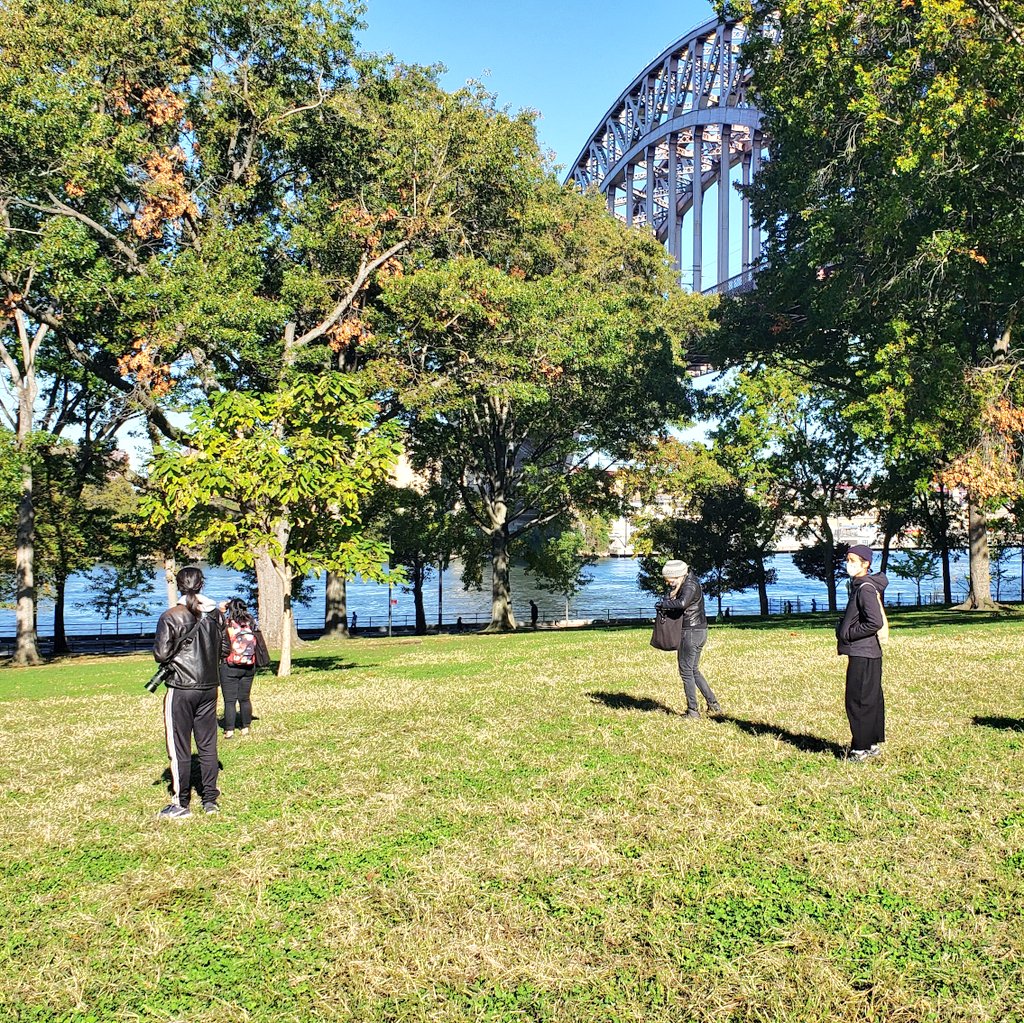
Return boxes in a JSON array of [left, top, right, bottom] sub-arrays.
[[717, 715, 847, 758], [586, 691, 681, 716], [974, 715, 1024, 733]]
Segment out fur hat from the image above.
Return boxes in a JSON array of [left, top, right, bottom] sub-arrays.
[[847, 544, 873, 566], [662, 559, 688, 580]]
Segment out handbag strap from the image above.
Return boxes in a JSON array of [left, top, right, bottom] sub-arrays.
[[166, 609, 205, 661]]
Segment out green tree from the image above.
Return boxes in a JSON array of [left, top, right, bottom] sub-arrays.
[[78, 562, 155, 635], [707, 369, 869, 611], [524, 527, 597, 623], [889, 549, 941, 607], [635, 485, 779, 617], [373, 179, 706, 630], [146, 373, 400, 676], [721, 0, 1024, 610], [368, 480, 472, 636]]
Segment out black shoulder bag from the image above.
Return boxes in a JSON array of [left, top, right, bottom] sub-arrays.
[[650, 605, 684, 651]]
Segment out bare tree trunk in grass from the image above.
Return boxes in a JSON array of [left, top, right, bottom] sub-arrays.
[[14, 460, 41, 665], [955, 498, 999, 610], [483, 528, 517, 632], [52, 576, 70, 656], [256, 547, 302, 655], [324, 571, 349, 638]]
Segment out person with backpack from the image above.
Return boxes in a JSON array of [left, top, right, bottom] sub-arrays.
[[153, 567, 225, 818], [220, 597, 269, 738], [836, 544, 889, 762]]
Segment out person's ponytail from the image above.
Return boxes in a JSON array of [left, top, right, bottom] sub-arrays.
[[176, 566, 206, 619]]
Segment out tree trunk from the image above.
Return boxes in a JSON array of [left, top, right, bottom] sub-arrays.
[[256, 548, 301, 650], [937, 484, 953, 604], [324, 571, 349, 638], [483, 528, 517, 632], [879, 524, 894, 574], [756, 557, 769, 616], [437, 560, 444, 629], [52, 575, 70, 656], [164, 553, 177, 608], [412, 560, 427, 635], [13, 458, 41, 665], [822, 523, 838, 612], [256, 549, 284, 647], [274, 556, 294, 677], [955, 497, 998, 610]]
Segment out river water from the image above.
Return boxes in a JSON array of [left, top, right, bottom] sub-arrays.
[[4, 548, 1019, 637]]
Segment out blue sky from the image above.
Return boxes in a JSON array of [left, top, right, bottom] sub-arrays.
[[356, 0, 718, 174]]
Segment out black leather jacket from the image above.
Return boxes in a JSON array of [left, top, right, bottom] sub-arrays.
[[656, 573, 707, 630], [153, 605, 226, 689]]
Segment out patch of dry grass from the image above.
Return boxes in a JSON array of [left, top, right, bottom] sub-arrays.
[[2, 615, 1024, 1021]]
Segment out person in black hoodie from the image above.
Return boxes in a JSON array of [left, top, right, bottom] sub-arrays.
[[153, 567, 225, 817], [836, 544, 888, 761]]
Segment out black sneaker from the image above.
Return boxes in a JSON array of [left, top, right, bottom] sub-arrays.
[[683, 709, 701, 720], [203, 802, 220, 815], [158, 803, 191, 819], [707, 704, 722, 717], [848, 748, 874, 762]]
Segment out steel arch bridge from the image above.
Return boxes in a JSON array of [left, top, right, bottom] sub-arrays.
[[568, 13, 767, 297]]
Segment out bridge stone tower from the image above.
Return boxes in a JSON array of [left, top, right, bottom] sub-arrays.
[[569, 14, 767, 296]]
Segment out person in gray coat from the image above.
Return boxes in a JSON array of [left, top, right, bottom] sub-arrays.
[[836, 544, 888, 761], [656, 559, 721, 719]]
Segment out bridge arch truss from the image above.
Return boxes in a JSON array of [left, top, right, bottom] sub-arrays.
[[569, 15, 768, 295]]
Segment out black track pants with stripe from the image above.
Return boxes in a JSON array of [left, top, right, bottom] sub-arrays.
[[164, 686, 220, 807]]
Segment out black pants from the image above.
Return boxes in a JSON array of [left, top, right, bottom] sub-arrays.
[[163, 686, 219, 807], [845, 655, 885, 750], [220, 664, 255, 731]]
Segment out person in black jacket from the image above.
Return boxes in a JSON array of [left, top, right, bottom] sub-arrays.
[[153, 567, 225, 818], [656, 559, 721, 719], [836, 544, 888, 761]]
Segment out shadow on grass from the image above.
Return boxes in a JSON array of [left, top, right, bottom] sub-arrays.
[[723, 607, 1021, 633], [717, 715, 847, 758], [154, 754, 225, 800], [974, 715, 1024, 733], [586, 691, 681, 716], [291, 658, 376, 673]]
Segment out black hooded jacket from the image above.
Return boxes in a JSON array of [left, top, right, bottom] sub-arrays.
[[153, 604, 226, 689], [836, 572, 889, 658]]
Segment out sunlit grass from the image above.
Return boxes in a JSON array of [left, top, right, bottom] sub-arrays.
[[2, 613, 1024, 1021]]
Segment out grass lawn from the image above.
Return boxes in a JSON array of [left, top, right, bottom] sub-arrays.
[[2, 612, 1024, 1022]]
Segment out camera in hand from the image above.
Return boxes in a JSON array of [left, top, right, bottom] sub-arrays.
[[144, 668, 166, 693]]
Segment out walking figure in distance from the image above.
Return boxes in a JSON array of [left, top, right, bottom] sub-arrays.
[[657, 559, 721, 720], [153, 567, 225, 818], [220, 597, 269, 739], [529, 600, 539, 628], [836, 544, 888, 761]]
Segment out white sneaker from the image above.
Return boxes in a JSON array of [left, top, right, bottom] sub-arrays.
[[240, 727, 249, 735], [223, 730, 234, 739]]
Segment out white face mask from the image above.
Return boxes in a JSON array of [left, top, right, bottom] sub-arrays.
[[845, 560, 863, 577]]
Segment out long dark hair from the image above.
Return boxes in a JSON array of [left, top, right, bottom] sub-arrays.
[[176, 566, 205, 619], [224, 596, 255, 628]]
